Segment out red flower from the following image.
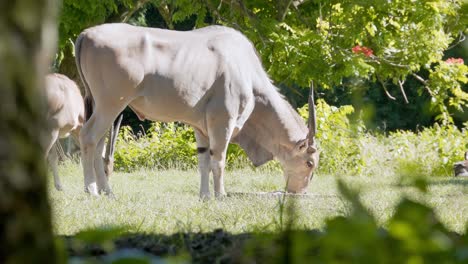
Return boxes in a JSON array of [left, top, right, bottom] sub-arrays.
[[352, 45, 362, 53], [352, 45, 373, 57], [445, 58, 464, 64]]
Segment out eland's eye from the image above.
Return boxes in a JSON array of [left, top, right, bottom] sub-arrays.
[[306, 160, 314, 168]]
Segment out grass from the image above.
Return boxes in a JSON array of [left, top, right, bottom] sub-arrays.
[[49, 160, 468, 236]]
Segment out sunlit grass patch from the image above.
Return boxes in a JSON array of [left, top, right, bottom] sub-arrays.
[[49, 161, 467, 236]]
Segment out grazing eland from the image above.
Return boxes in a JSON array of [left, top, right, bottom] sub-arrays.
[[75, 23, 319, 198], [43, 73, 121, 190], [453, 151, 468, 177]]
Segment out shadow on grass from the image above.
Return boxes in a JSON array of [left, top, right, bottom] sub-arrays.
[[63, 229, 306, 263], [227, 191, 338, 199], [427, 177, 468, 187], [62, 225, 466, 263]]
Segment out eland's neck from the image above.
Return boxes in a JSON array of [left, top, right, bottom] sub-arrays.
[[244, 88, 308, 158]]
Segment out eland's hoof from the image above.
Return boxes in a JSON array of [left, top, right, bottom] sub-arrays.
[[199, 192, 211, 201], [101, 189, 115, 199], [85, 183, 99, 196], [55, 184, 64, 191], [215, 191, 227, 199]]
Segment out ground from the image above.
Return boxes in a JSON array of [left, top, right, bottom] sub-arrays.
[[50, 161, 467, 235]]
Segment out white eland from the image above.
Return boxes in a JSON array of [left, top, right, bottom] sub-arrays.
[[43, 73, 121, 190], [75, 23, 319, 198]]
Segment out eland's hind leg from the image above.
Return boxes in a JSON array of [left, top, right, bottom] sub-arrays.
[[94, 136, 110, 194], [80, 107, 122, 196], [44, 129, 60, 190], [48, 143, 63, 191]]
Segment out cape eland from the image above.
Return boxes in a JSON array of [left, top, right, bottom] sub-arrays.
[[43, 73, 121, 191], [454, 151, 468, 177], [75, 23, 319, 198]]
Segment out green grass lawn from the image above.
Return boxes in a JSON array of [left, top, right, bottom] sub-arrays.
[[49, 161, 468, 236]]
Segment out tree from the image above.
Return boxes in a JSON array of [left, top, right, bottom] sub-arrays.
[[56, 0, 467, 125], [56, 0, 149, 82], [201, 0, 468, 124], [0, 0, 59, 263]]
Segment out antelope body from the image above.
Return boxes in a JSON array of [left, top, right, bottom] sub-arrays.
[[454, 151, 468, 177], [75, 23, 319, 198], [43, 73, 84, 190], [43, 73, 121, 190]]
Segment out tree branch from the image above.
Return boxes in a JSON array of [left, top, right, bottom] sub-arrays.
[[377, 76, 396, 100], [292, 0, 305, 8], [157, 3, 174, 29], [203, 0, 231, 25], [398, 80, 409, 104], [218, 0, 268, 47], [278, 0, 294, 22], [122, 0, 150, 23], [411, 73, 434, 96], [447, 32, 466, 50]]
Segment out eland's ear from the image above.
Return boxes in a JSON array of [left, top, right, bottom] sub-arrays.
[[293, 139, 308, 154]]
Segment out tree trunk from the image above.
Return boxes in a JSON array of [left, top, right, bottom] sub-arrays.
[[0, 0, 58, 263]]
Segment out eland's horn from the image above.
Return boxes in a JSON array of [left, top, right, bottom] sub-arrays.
[[307, 81, 317, 148]]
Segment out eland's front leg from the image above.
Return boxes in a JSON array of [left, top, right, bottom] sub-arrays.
[[195, 130, 211, 199], [207, 120, 235, 198]]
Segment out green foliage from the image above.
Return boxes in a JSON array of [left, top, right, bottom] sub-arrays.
[[299, 99, 365, 175], [388, 123, 468, 177], [58, 0, 118, 48], [428, 59, 468, 123], [56, 0, 146, 66], [114, 121, 259, 171], [204, 0, 468, 123], [115, 123, 198, 171]]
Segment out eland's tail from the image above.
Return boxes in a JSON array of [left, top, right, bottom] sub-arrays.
[[74, 33, 93, 121]]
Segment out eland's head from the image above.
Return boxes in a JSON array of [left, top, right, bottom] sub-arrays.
[[281, 84, 319, 193], [103, 157, 114, 178], [454, 151, 468, 177]]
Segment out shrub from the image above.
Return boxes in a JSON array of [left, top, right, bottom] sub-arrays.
[[114, 102, 467, 177], [387, 123, 468, 177], [115, 123, 198, 171], [298, 99, 366, 175]]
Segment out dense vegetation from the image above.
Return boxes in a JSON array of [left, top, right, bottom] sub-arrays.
[[55, 0, 467, 129]]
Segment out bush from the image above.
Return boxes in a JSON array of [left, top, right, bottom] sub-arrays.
[[387, 123, 468, 177], [115, 123, 198, 171], [114, 122, 253, 171], [114, 102, 468, 177], [298, 99, 366, 175]]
